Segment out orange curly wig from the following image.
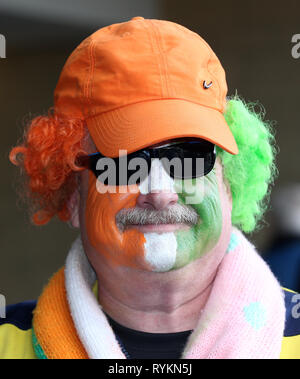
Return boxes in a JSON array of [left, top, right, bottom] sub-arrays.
[[9, 110, 87, 225]]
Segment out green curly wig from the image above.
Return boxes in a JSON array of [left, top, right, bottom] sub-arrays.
[[218, 94, 277, 233]]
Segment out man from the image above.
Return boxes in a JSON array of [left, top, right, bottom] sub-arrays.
[[2, 17, 300, 359]]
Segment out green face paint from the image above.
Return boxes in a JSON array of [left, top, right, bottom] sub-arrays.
[[172, 167, 223, 269]]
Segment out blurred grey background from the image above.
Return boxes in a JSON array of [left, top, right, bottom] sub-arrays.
[[1, 0, 300, 303]]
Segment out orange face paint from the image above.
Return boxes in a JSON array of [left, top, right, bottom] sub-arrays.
[[85, 172, 152, 270]]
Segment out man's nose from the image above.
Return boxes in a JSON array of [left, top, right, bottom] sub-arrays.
[[136, 158, 178, 209], [136, 191, 178, 210]]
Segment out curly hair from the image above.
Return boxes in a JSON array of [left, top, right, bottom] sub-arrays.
[[9, 110, 86, 225], [219, 94, 277, 232], [10, 94, 277, 232]]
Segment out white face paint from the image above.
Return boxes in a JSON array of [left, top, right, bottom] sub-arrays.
[[138, 159, 178, 272], [144, 232, 177, 272], [138, 158, 176, 194]]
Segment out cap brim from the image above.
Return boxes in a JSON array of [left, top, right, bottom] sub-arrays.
[[86, 99, 238, 157]]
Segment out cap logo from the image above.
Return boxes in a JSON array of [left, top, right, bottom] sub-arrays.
[[203, 80, 213, 89]]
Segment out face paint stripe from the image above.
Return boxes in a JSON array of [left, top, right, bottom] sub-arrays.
[[144, 232, 177, 272], [86, 171, 148, 269]]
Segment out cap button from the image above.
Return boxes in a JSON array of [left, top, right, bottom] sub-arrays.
[[131, 16, 144, 21]]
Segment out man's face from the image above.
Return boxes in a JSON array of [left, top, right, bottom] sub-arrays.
[[79, 139, 232, 272]]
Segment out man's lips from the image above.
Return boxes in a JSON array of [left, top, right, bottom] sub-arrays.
[[125, 223, 191, 233]]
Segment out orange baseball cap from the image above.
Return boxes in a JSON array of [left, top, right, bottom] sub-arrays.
[[54, 16, 238, 157]]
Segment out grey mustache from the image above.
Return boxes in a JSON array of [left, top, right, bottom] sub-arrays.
[[115, 203, 199, 231]]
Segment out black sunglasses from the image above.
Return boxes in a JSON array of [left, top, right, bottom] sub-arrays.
[[77, 140, 216, 186]]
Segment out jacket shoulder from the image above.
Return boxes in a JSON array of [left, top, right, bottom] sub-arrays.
[[0, 300, 37, 359], [283, 288, 300, 337], [281, 288, 300, 359], [0, 300, 36, 330]]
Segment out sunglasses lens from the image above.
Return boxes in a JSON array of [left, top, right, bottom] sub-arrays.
[[126, 151, 151, 186], [89, 151, 151, 186], [161, 142, 216, 180]]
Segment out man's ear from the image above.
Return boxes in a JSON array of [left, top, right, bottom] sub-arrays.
[[67, 188, 80, 228]]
